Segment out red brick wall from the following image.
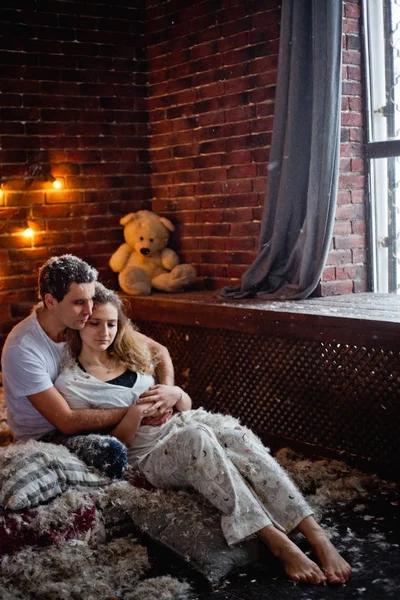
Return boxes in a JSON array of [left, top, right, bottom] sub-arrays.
[[0, 0, 367, 350], [146, 0, 367, 293], [146, 0, 279, 288], [0, 1, 150, 348], [323, 0, 367, 296]]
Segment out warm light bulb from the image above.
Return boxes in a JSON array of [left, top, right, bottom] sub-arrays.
[[52, 178, 63, 190], [22, 227, 34, 238]]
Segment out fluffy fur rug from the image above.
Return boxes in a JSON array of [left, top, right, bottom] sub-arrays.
[[275, 447, 394, 510], [0, 537, 190, 599], [1, 445, 397, 600], [0, 384, 13, 449], [1, 381, 398, 600]]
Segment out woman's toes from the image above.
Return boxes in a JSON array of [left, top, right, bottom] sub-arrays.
[[313, 569, 327, 584], [308, 572, 319, 584], [309, 571, 322, 584], [325, 569, 340, 584], [293, 568, 325, 585], [325, 567, 349, 584]]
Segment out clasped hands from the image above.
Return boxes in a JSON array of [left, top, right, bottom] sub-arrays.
[[136, 384, 181, 427]]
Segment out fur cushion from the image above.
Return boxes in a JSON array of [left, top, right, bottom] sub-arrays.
[[0, 502, 98, 559], [102, 481, 262, 584], [0, 440, 110, 510]]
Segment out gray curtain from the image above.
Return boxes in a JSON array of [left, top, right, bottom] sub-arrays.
[[221, 0, 343, 300]]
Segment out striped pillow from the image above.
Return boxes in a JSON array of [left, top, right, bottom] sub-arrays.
[[0, 440, 110, 510]]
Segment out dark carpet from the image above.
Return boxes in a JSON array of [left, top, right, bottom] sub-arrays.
[[148, 483, 399, 600]]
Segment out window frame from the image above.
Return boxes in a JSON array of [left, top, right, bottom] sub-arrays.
[[362, 0, 400, 292]]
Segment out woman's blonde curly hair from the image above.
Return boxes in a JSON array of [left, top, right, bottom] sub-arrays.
[[66, 282, 154, 374]]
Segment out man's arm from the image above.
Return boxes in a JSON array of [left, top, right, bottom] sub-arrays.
[[134, 331, 175, 385], [133, 331, 183, 419], [28, 387, 129, 436], [27, 332, 174, 435]]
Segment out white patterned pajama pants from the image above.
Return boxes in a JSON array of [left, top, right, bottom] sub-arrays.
[[138, 409, 313, 546]]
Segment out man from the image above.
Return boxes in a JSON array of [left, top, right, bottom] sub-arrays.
[[1, 254, 176, 477]]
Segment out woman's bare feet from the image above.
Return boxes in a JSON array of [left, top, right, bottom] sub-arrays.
[[275, 541, 328, 584], [297, 516, 352, 584], [258, 525, 327, 584], [309, 531, 352, 584]]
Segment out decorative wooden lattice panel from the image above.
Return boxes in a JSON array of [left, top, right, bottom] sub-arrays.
[[136, 320, 400, 470]]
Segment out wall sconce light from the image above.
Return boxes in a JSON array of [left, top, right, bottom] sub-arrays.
[[22, 227, 34, 238], [21, 220, 36, 240], [0, 172, 64, 195], [49, 176, 64, 190]]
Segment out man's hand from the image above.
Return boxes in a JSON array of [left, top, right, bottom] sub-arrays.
[[137, 384, 182, 415]]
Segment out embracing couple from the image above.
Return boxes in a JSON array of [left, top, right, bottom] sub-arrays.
[[1, 255, 351, 586]]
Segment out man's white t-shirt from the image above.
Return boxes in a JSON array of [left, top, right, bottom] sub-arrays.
[[1, 307, 66, 441]]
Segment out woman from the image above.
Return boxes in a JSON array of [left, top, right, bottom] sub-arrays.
[[55, 283, 351, 585]]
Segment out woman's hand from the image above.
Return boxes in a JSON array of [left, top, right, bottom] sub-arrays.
[[141, 407, 174, 427], [137, 384, 192, 414], [137, 385, 181, 415], [110, 402, 154, 445]]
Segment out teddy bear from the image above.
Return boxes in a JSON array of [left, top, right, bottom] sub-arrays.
[[109, 210, 196, 296]]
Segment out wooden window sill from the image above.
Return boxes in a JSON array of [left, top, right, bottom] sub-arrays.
[[124, 291, 400, 349]]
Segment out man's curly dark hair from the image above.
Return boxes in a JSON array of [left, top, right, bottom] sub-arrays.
[[38, 255, 98, 302]]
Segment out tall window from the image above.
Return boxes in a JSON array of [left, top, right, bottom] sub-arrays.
[[363, 0, 400, 292]]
